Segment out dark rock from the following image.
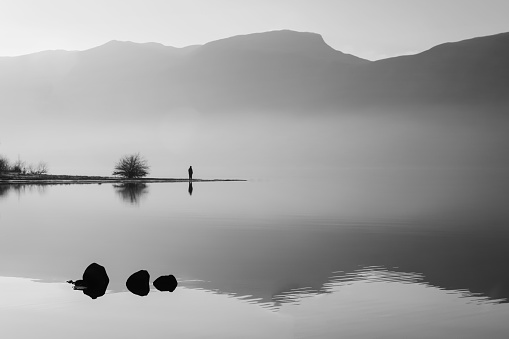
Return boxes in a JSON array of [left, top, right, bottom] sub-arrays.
[[153, 275, 178, 292], [69, 262, 109, 299], [126, 270, 150, 296]]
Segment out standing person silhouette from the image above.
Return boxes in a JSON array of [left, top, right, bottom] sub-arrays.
[[188, 166, 193, 181]]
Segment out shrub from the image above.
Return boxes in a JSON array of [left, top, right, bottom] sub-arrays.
[[112, 153, 150, 179]]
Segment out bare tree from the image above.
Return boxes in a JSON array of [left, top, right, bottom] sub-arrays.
[[0, 156, 9, 173], [112, 153, 150, 179], [12, 159, 26, 173], [35, 161, 49, 175]]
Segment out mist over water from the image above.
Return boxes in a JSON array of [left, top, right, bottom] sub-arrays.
[[2, 107, 508, 178], [2, 103, 509, 338]]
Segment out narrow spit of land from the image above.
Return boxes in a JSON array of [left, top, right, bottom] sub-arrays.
[[0, 173, 246, 184]]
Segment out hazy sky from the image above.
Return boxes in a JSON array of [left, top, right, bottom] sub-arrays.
[[1, 0, 508, 60]]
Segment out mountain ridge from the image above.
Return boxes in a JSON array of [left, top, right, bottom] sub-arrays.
[[0, 29, 508, 115], [4, 29, 508, 61]]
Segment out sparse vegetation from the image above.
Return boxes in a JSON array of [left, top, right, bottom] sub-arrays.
[[34, 161, 49, 175], [112, 153, 150, 179], [0, 155, 49, 175], [11, 159, 25, 173], [0, 156, 10, 173]]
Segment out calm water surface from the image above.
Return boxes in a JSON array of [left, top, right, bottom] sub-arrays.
[[1, 169, 508, 338]]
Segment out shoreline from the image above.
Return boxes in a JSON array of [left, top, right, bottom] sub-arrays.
[[0, 174, 246, 185]]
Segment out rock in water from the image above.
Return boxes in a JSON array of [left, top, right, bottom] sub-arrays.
[[153, 275, 178, 292], [126, 270, 150, 296], [69, 262, 109, 299]]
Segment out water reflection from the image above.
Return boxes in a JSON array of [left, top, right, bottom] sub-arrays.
[[2, 171, 509, 337], [170, 217, 509, 307], [0, 183, 48, 198], [188, 182, 193, 196], [113, 183, 149, 205], [278, 267, 509, 339], [2, 275, 508, 339], [0, 277, 292, 339], [270, 266, 483, 309], [0, 184, 10, 198]]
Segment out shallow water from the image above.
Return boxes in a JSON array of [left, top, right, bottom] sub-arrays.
[[1, 169, 508, 338]]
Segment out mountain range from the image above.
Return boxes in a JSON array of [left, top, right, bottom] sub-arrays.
[[1, 29, 508, 117]]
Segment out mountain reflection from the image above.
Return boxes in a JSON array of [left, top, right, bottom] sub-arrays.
[[267, 267, 423, 309], [173, 219, 509, 307], [2, 173, 509, 311], [113, 183, 149, 205]]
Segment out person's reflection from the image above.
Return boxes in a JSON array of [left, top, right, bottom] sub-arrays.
[[188, 182, 193, 196], [114, 183, 149, 205], [67, 263, 109, 299]]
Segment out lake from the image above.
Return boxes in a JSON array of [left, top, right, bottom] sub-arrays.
[[1, 168, 509, 338]]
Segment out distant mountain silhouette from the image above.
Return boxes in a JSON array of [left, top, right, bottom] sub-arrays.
[[1, 29, 508, 115], [344, 32, 509, 108]]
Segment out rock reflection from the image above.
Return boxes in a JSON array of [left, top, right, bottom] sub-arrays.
[[114, 183, 149, 205], [67, 263, 109, 299]]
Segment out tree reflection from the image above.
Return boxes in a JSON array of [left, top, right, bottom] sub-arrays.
[[114, 183, 149, 205], [0, 184, 48, 199], [0, 185, 10, 198]]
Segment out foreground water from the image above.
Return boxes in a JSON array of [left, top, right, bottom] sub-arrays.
[[1, 169, 508, 338]]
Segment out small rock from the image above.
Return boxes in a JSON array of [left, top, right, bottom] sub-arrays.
[[153, 275, 178, 292], [126, 270, 150, 296], [69, 262, 109, 299]]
